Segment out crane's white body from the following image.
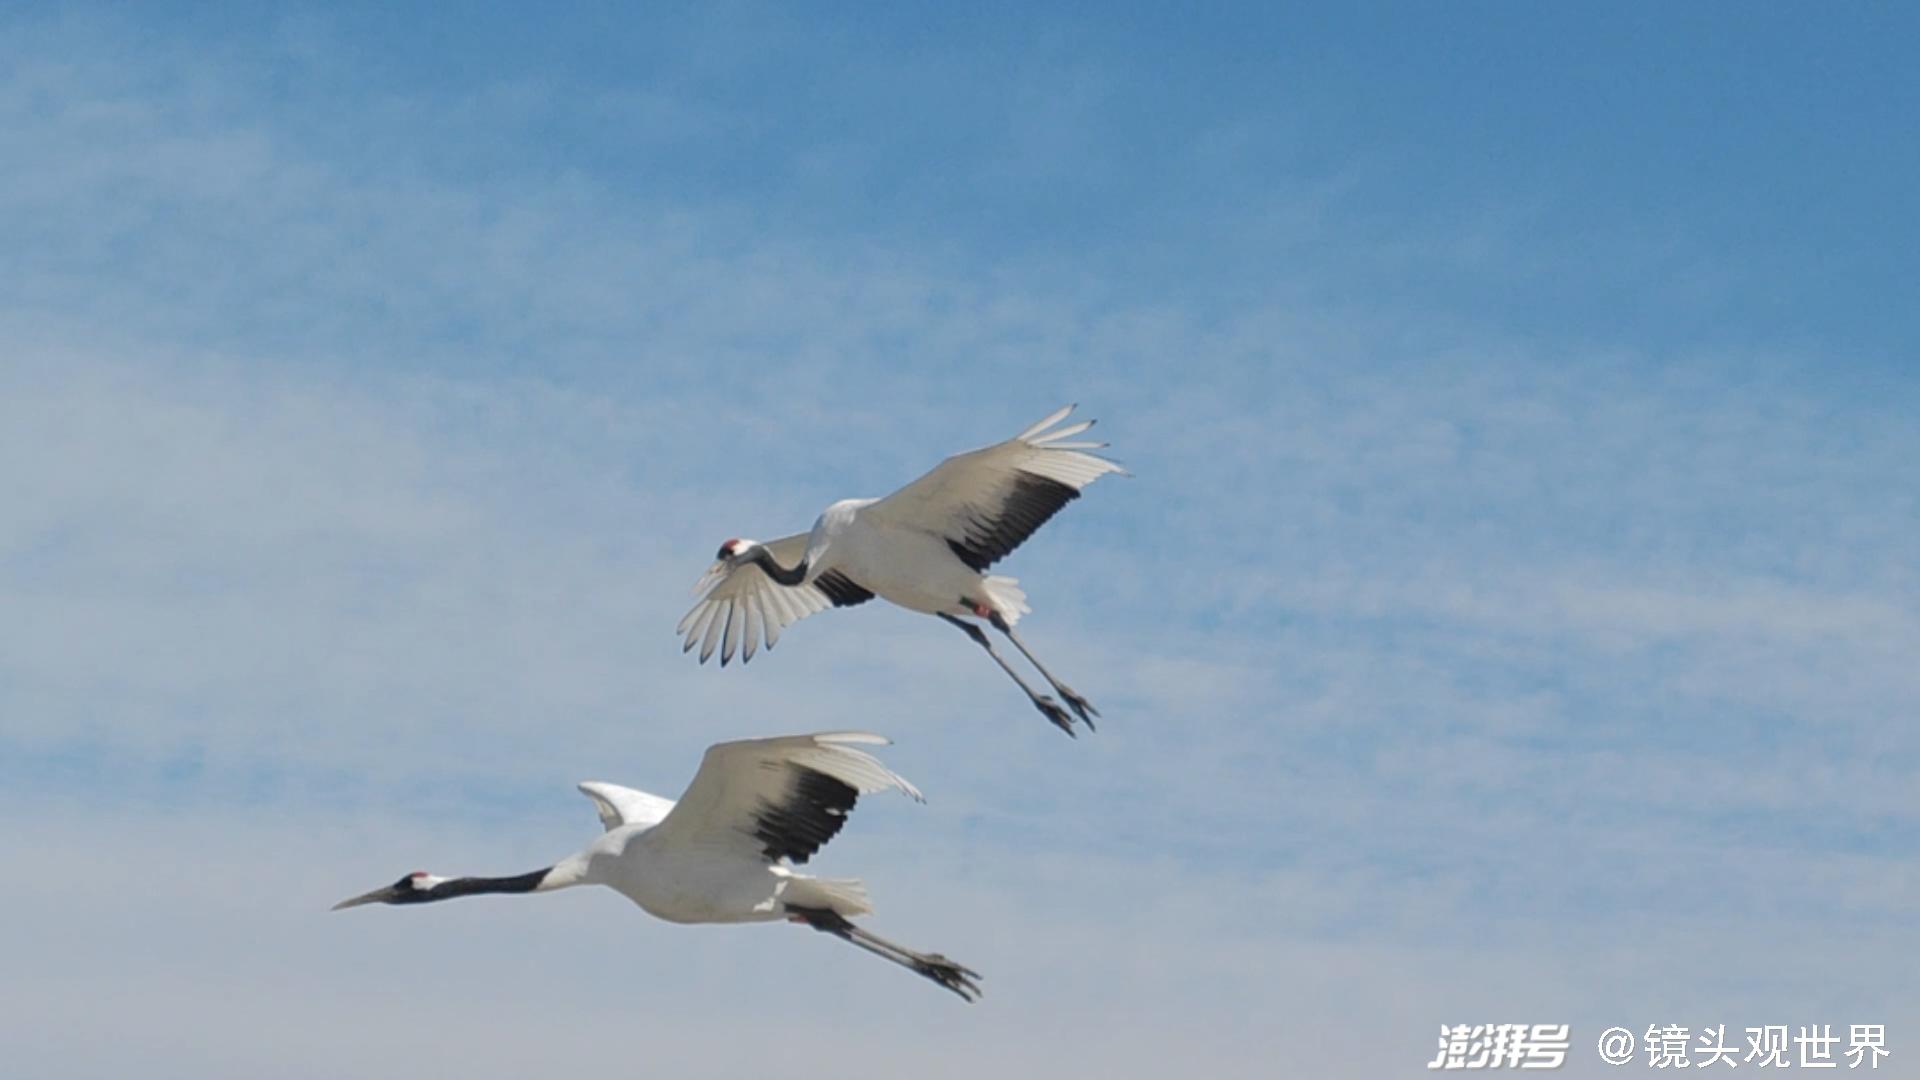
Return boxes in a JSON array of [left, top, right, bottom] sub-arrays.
[[804, 497, 1029, 620], [564, 819, 868, 925]]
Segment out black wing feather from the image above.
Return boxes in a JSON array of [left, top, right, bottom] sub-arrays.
[[815, 570, 875, 608], [750, 764, 860, 864], [945, 472, 1080, 572]]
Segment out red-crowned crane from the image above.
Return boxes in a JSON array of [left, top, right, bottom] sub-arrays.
[[332, 732, 980, 1001], [682, 405, 1124, 736]]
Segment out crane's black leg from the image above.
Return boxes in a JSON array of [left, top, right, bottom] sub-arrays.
[[937, 612, 1080, 736], [787, 905, 983, 1002], [985, 611, 1098, 730]]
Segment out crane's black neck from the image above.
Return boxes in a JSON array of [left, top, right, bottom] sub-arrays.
[[419, 868, 550, 903], [749, 546, 808, 587]]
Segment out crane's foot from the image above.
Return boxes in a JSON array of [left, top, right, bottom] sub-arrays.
[[913, 952, 984, 1002], [1054, 684, 1099, 731], [1033, 694, 1081, 737]]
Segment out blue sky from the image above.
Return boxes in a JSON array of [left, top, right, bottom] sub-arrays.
[[3, 6, 1916, 1078]]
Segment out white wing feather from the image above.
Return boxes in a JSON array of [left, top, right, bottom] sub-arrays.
[[647, 732, 922, 860], [864, 404, 1125, 567], [576, 781, 677, 831], [676, 532, 837, 666]]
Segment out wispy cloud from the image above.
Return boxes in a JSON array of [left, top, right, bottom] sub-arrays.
[[3, 9, 1915, 1079]]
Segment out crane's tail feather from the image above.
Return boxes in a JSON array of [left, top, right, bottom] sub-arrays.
[[785, 876, 873, 917], [982, 575, 1030, 626]]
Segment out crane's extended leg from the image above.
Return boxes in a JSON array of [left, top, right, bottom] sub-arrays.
[[787, 905, 983, 1002], [986, 611, 1099, 730], [937, 612, 1081, 736]]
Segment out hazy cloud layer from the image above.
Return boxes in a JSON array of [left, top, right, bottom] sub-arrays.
[[3, 9, 1915, 1079]]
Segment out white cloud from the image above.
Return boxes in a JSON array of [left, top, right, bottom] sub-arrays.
[[2, 13, 1915, 1077]]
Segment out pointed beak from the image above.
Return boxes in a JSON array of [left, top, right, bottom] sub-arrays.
[[331, 884, 402, 911]]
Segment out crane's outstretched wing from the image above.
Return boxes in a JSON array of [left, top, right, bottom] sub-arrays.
[[647, 732, 922, 865], [678, 532, 875, 666], [863, 404, 1125, 571], [577, 781, 677, 832]]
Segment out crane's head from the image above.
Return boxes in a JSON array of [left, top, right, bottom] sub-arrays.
[[331, 871, 447, 910], [715, 537, 756, 562]]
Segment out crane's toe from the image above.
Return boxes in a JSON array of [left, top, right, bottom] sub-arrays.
[[916, 954, 984, 1002], [1056, 685, 1099, 729], [1033, 695, 1080, 737]]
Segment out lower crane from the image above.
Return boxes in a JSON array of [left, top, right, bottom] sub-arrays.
[[332, 732, 981, 1001]]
